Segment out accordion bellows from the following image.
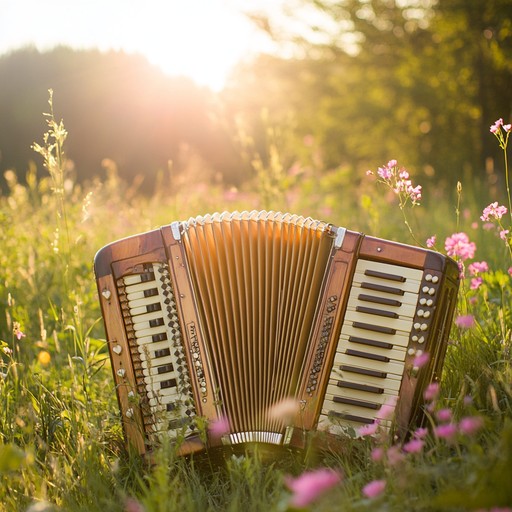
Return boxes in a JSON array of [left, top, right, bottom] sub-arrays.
[[95, 211, 460, 455]]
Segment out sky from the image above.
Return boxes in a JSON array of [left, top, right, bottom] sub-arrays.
[[0, 0, 285, 91]]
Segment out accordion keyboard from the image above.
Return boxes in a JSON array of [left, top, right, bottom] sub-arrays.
[[118, 263, 197, 439], [319, 259, 424, 433]]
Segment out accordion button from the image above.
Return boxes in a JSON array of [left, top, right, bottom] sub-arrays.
[[423, 311, 431, 318], [419, 298, 427, 305], [425, 274, 433, 282], [418, 336, 425, 344], [432, 276, 439, 283], [429, 288, 436, 295], [414, 323, 421, 330], [422, 286, 429, 293], [417, 309, 424, 317], [411, 335, 418, 342], [420, 323, 428, 331], [426, 299, 434, 307]]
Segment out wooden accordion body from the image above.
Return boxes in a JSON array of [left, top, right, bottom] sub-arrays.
[[94, 211, 460, 455]]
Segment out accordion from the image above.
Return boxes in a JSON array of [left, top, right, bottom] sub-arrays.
[[95, 211, 459, 455]]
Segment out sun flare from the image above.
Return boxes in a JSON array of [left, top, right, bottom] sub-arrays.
[[0, 0, 278, 91]]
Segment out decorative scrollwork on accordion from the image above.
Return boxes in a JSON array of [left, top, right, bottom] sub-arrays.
[[95, 211, 460, 455]]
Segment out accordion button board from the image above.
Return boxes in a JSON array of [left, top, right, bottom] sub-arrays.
[[95, 211, 460, 455]]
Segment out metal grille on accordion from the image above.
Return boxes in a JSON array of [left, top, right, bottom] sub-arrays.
[[94, 211, 460, 455]]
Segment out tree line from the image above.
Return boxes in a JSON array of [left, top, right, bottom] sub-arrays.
[[1, 0, 511, 196]]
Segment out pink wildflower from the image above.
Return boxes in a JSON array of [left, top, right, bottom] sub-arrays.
[[455, 315, 476, 329], [208, 415, 230, 439], [371, 447, 385, 462], [413, 427, 429, 439], [436, 408, 452, 423], [379, 396, 397, 421], [509, 267, 512, 277], [413, 351, 430, 369], [468, 261, 489, 275], [13, 322, 25, 340], [500, 229, 509, 241], [481, 202, 508, 222], [386, 445, 405, 465], [366, 170, 373, 176], [403, 439, 425, 453], [490, 118, 504, 133], [434, 423, 458, 441], [377, 165, 393, 180], [124, 498, 145, 512], [358, 421, 380, 437], [504, 124, 512, 132], [459, 416, 484, 436], [444, 232, 476, 260], [362, 479, 386, 499], [426, 235, 436, 248], [470, 277, 483, 290], [285, 468, 342, 508], [424, 382, 440, 402]]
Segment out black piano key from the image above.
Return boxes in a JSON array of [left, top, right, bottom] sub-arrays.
[[154, 348, 171, 358], [352, 321, 396, 335], [160, 378, 177, 389], [152, 332, 168, 342], [348, 335, 393, 350], [140, 271, 155, 283], [157, 364, 174, 374], [333, 396, 380, 409], [358, 293, 402, 307], [336, 380, 384, 394], [146, 303, 162, 313], [329, 411, 374, 424], [364, 269, 406, 282], [346, 348, 390, 362], [166, 402, 177, 412], [355, 306, 399, 319], [361, 282, 404, 296], [149, 318, 165, 328], [339, 364, 387, 379], [143, 288, 159, 298]]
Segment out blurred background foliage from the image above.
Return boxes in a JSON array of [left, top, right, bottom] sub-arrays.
[[1, 0, 511, 199]]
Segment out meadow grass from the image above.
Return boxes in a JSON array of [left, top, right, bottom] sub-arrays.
[[1, 101, 512, 511]]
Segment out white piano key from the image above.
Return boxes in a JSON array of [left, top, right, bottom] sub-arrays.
[[143, 371, 178, 385], [334, 351, 405, 376], [125, 279, 161, 294], [347, 288, 418, 316], [349, 285, 419, 306], [137, 339, 172, 357], [344, 309, 414, 333], [146, 383, 179, 398], [126, 295, 163, 310], [332, 366, 402, 391], [341, 324, 411, 347], [148, 392, 182, 408], [134, 325, 169, 339], [356, 260, 423, 282], [141, 355, 174, 371], [336, 335, 407, 362], [325, 384, 396, 406], [128, 302, 161, 317], [123, 273, 155, 286], [352, 271, 421, 295], [132, 311, 166, 329]]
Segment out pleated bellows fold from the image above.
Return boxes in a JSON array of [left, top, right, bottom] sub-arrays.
[[182, 211, 332, 435]]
